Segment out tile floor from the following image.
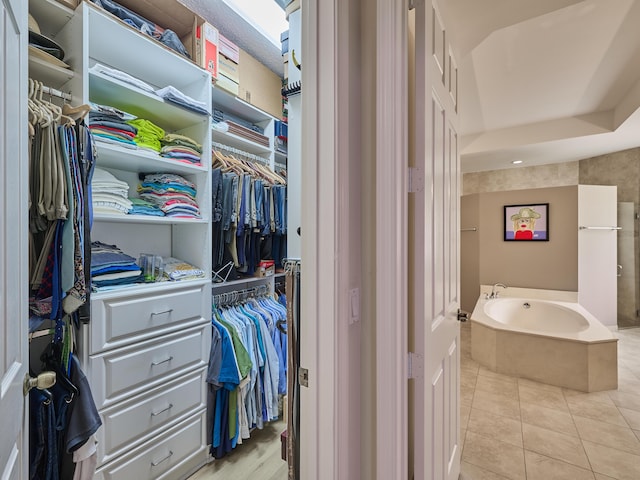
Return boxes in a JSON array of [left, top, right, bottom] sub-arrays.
[[459, 323, 640, 480]]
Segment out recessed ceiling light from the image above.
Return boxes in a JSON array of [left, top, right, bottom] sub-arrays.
[[511, 160, 523, 164]]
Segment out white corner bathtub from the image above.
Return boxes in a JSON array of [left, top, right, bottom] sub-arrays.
[[470, 287, 618, 392]]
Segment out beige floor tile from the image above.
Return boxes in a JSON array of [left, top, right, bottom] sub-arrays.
[[461, 427, 467, 457], [594, 474, 618, 480], [522, 423, 590, 469], [635, 429, 640, 442], [609, 391, 640, 412], [461, 403, 471, 431], [462, 361, 480, 377], [567, 397, 629, 427], [460, 461, 512, 480], [475, 374, 520, 400], [573, 415, 640, 455], [467, 408, 523, 448], [472, 389, 521, 420], [462, 383, 475, 408], [563, 388, 617, 406], [619, 407, 640, 430], [461, 431, 526, 480], [524, 450, 595, 480], [518, 378, 563, 393], [520, 402, 578, 437], [478, 366, 518, 384], [519, 384, 569, 412], [461, 372, 478, 390], [582, 440, 640, 480], [617, 376, 640, 395]]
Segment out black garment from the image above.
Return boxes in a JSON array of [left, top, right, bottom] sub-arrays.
[[60, 355, 102, 478]]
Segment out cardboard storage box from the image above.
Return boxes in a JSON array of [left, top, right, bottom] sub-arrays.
[[195, 22, 219, 80], [218, 34, 240, 63], [216, 72, 239, 96], [90, 0, 205, 64], [218, 53, 239, 83], [255, 260, 275, 277], [239, 48, 283, 119]]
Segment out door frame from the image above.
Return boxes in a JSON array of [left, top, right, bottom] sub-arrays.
[[299, 0, 409, 478], [0, 0, 30, 477]]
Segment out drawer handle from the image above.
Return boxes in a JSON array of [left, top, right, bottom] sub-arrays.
[[150, 450, 173, 467], [150, 309, 174, 317], [150, 403, 174, 417], [151, 356, 173, 366]]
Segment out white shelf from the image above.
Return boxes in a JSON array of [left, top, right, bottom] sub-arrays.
[[94, 141, 207, 175], [89, 71, 208, 132], [86, 3, 208, 93], [212, 85, 274, 125], [29, 0, 75, 36], [212, 129, 272, 156], [93, 213, 208, 225], [91, 278, 211, 301], [275, 151, 288, 163], [28, 55, 75, 88]]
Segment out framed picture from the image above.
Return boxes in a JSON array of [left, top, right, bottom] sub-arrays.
[[504, 203, 549, 241]]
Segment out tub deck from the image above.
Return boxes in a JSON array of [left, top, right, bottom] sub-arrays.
[[471, 287, 618, 393]]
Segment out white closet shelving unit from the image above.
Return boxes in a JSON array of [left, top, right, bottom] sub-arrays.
[[66, 3, 212, 478], [28, 0, 76, 91], [212, 85, 280, 168]]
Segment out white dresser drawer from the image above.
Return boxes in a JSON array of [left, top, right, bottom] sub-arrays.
[[90, 282, 209, 353], [97, 368, 207, 465], [95, 412, 208, 480], [89, 324, 210, 409]]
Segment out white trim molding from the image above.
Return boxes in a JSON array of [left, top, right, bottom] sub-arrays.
[[376, 0, 409, 479]]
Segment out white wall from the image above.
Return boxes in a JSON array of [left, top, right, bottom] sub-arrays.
[[578, 185, 618, 327]]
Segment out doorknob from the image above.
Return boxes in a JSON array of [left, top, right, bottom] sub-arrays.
[[457, 309, 468, 322], [23, 371, 56, 397]]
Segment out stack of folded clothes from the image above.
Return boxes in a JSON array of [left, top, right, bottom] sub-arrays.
[[137, 173, 200, 218], [160, 133, 203, 165], [162, 256, 206, 281], [88, 103, 138, 148], [91, 241, 144, 288], [128, 198, 164, 217], [156, 85, 209, 115], [91, 168, 133, 215], [126, 118, 165, 153]]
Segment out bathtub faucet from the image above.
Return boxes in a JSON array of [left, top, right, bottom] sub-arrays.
[[488, 283, 507, 299]]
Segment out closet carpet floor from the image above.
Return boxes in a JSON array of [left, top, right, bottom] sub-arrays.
[[459, 322, 640, 480], [188, 419, 287, 480]]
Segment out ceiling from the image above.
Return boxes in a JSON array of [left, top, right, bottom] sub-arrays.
[[179, 0, 284, 76], [445, 0, 640, 172], [182, 0, 640, 174]]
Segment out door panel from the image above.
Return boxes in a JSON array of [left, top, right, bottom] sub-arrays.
[[411, 0, 461, 479], [0, 0, 28, 477]]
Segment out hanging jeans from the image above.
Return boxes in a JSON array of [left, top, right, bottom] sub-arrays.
[[29, 389, 59, 480]]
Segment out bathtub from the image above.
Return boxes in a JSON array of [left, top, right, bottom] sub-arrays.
[[471, 287, 618, 392]]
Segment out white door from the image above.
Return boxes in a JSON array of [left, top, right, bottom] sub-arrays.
[[0, 0, 29, 478], [411, 0, 461, 479]]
